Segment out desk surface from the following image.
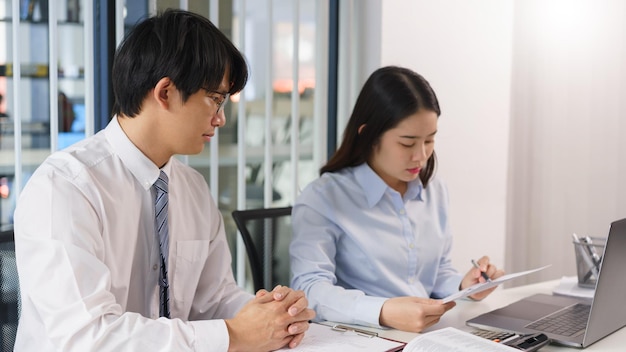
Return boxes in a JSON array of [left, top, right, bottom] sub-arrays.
[[322, 280, 625, 351]]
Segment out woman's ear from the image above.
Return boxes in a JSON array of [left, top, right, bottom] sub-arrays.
[[358, 124, 366, 134]]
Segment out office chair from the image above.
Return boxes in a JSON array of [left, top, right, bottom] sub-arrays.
[[0, 228, 19, 352], [231, 206, 293, 292]]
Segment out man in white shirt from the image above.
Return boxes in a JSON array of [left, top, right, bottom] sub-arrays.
[[13, 9, 315, 352]]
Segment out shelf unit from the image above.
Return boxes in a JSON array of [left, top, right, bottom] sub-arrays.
[[0, 0, 89, 227], [0, 17, 85, 132]]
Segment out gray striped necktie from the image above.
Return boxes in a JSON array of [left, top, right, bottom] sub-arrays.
[[153, 171, 170, 318]]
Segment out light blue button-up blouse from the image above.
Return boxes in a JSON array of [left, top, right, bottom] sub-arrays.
[[290, 163, 463, 327]]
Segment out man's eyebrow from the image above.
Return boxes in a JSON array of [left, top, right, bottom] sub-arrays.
[[399, 130, 438, 139], [204, 89, 229, 96]]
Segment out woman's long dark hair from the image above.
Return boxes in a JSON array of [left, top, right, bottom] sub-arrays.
[[321, 66, 441, 187]]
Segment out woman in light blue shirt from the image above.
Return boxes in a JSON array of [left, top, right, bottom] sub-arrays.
[[290, 66, 504, 332]]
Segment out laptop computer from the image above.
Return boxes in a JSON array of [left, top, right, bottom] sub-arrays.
[[467, 218, 626, 348]]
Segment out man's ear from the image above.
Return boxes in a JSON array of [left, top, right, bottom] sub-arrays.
[[358, 124, 366, 134], [153, 77, 174, 110]]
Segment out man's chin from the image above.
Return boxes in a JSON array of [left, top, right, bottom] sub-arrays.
[[181, 144, 205, 156]]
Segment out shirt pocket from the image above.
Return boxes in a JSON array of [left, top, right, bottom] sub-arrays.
[[172, 240, 209, 304]]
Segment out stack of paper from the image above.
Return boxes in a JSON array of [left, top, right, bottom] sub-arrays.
[[552, 276, 594, 299]]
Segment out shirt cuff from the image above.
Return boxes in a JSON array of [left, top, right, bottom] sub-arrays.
[[353, 295, 388, 328], [189, 319, 229, 352]]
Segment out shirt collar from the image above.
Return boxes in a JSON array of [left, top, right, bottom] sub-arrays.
[[405, 177, 425, 202], [353, 163, 424, 207], [104, 116, 172, 190], [354, 163, 388, 208]]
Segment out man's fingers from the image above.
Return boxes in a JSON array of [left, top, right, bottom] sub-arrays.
[[291, 308, 316, 322], [274, 288, 307, 309], [287, 295, 313, 317], [288, 332, 306, 349], [254, 289, 276, 303]]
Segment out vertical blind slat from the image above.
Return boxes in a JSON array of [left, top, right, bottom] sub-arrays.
[[264, 0, 274, 209], [116, 0, 124, 45], [291, 0, 300, 201], [235, 0, 249, 286], [11, 0, 22, 197], [49, 4, 59, 152], [313, 0, 329, 175], [209, 0, 219, 201], [84, 0, 95, 137], [262, 0, 275, 290]]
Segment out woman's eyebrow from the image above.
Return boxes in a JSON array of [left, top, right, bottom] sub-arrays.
[[399, 130, 438, 139]]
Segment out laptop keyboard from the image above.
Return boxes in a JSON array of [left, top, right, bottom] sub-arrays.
[[525, 303, 590, 336]]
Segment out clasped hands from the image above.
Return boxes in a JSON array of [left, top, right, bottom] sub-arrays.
[[225, 285, 316, 352]]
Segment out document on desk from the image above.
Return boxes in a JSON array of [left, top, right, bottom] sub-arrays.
[[404, 327, 519, 351], [552, 275, 594, 299], [274, 323, 405, 352], [442, 264, 551, 303]]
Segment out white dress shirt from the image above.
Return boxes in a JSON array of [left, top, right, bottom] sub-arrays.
[[13, 117, 253, 351], [290, 163, 462, 327]]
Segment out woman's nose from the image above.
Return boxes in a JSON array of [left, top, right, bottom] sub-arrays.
[[412, 145, 427, 161]]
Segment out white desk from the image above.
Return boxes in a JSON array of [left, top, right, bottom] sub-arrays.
[[322, 280, 625, 351]]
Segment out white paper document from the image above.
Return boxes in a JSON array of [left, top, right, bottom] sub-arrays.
[[403, 327, 519, 352], [275, 323, 404, 352], [552, 275, 594, 299], [442, 265, 551, 303]]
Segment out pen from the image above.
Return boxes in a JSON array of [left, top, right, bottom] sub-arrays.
[[472, 259, 492, 282], [582, 236, 602, 266], [573, 233, 599, 280]]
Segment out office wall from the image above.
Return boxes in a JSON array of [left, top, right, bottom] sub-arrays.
[[375, 0, 626, 286], [378, 0, 514, 274], [506, 0, 626, 283]]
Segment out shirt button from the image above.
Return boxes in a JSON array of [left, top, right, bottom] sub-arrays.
[[409, 243, 414, 249], [409, 278, 414, 284], [145, 181, 151, 187], [399, 209, 406, 215], [153, 264, 158, 271]]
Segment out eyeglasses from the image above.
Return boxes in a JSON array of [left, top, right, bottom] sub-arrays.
[[206, 90, 230, 113]]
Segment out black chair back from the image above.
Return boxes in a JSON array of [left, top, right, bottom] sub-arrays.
[[231, 207, 293, 292], [0, 228, 19, 352]]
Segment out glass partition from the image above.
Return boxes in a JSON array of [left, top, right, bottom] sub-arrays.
[[0, 0, 88, 230]]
